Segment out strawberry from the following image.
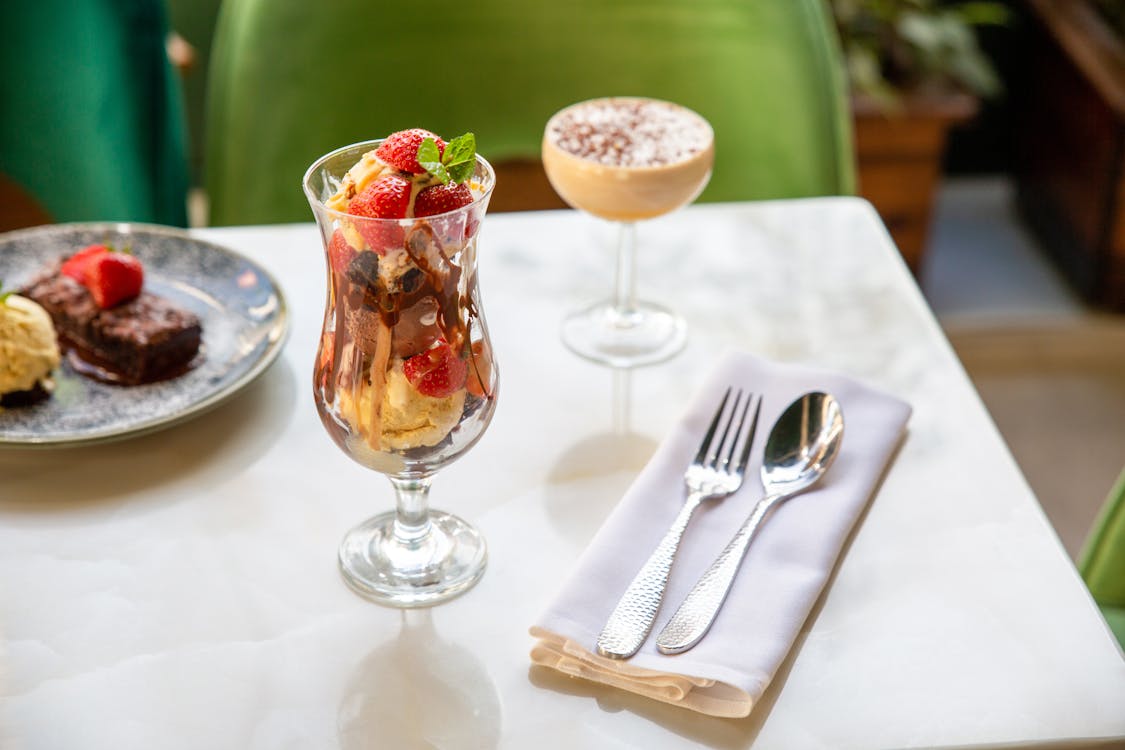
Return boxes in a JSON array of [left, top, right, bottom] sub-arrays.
[[347, 173, 411, 252], [328, 229, 357, 275], [61, 244, 111, 283], [402, 342, 467, 398], [414, 182, 474, 217], [375, 129, 446, 174], [349, 173, 411, 219], [85, 252, 144, 308]]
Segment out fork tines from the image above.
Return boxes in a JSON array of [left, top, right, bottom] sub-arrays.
[[699, 388, 761, 478]]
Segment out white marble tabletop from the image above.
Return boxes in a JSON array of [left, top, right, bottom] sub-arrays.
[[2, 198, 1123, 749]]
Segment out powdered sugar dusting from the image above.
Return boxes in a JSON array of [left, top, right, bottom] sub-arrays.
[[547, 98, 712, 168]]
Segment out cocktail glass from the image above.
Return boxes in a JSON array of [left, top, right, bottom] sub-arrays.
[[304, 140, 497, 607], [542, 97, 714, 368]]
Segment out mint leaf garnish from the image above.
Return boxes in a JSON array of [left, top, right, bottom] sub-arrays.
[[447, 161, 474, 184], [443, 132, 476, 184], [417, 132, 477, 185], [417, 137, 442, 166], [417, 137, 450, 184], [0, 280, 12, 305]]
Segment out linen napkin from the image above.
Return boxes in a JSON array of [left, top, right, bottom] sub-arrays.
[[529, 350, 912, 718]]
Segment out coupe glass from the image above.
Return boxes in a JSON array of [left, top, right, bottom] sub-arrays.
[[304, 140, 497, 607], [542, 97, 714, 368]]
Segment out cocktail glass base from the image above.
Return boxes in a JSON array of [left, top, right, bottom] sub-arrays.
[[561, 300, 687, 368], [338, 510, 487, 608]]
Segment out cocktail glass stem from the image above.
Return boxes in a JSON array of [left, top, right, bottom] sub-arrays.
[[612, 222, 638, 322], [560, 219, 687, 368]]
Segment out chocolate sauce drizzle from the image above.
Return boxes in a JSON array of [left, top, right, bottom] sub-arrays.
[[316, 219, 479, 408]]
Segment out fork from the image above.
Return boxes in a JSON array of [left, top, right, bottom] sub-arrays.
[[596, 388, 762, 660]]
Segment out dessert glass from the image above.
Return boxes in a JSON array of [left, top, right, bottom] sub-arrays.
[[542, 97, 714, 368], [304, 140, 497, 607]]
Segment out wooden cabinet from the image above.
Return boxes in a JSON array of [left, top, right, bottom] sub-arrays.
[[1015, 0, 1125, 310]]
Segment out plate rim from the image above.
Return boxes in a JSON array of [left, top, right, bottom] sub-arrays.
[[0, 221, 291, 449]]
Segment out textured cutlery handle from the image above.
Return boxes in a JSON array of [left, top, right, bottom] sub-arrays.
[[596, 495, 702, 659], [655, 496, 777, 655]]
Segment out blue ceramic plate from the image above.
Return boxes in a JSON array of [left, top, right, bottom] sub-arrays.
[[0, 223, 289, 447]]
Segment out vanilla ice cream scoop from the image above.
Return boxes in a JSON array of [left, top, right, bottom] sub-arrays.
[[379, 363, 465, 450], [337, 360, 465, 452], [0, 293, 61, 399]]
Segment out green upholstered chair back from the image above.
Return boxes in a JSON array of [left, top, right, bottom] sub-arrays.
[[166, 0, 225, 188], [0, 0, 189, 228], [205, 0, 854, 226], [1080, 468, 1125, 649]]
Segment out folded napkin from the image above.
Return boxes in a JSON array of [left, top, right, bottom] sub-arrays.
[[529, 350, 912, 718]]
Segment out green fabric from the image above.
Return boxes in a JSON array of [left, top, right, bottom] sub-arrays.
[[0, 0, 189, 226], [167, 0, 224, 187], [1080, 468, 1125, 607], [1080, 467, 1125, 649], [1098, 605, 1125, 651], [206, 0, 854, 226]]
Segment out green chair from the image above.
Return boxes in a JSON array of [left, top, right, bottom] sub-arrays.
[[0, 0, 189, 228], [205, 0, 854, 226], [166, 0, 225, 189], [1080, 468, 1125, 650]]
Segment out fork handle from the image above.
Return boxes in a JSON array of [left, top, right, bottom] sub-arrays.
[[596, 493, 704, 659], [655, 494, 781, 655]]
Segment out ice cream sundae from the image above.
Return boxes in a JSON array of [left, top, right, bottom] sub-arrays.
[[307, 129, 496, 473]]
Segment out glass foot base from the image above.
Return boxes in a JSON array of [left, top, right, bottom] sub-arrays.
[[561, 300, 687, 368], [338, 510, 487, 608]]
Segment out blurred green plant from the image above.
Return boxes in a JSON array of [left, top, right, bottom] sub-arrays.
[[830, 0, 1009, 109]]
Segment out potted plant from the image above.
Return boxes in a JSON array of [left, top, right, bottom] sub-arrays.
[[830, 0, 1007, 273], [1013, 0, 1125, 310]]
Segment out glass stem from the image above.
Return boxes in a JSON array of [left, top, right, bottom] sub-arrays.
[[389, 476, 433, 548], [612, 221, 638, 320]]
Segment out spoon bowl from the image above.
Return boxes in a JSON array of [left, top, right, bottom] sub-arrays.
[[761, 391, 844, 495]]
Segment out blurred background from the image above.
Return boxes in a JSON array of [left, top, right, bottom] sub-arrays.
[[1, 0, 1123, 561]]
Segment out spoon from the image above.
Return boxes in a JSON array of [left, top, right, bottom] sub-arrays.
[[654, 391, 844, 655]]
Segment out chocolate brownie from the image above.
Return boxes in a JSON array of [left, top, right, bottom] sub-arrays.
[[22, 267, 202, 385]]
